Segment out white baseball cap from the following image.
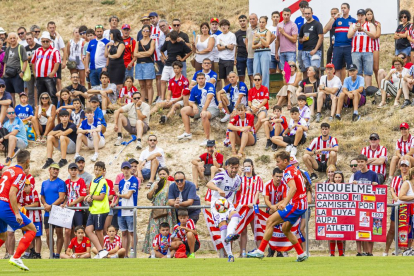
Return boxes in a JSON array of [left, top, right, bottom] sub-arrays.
[[40, 31, 52, 41]]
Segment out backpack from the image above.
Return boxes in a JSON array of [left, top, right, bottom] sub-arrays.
[[174, 244, 188, 258], [0, 128, 10, 157]]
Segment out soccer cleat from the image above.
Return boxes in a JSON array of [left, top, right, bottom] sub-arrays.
[[247, 249, 265, 259], [310, 173, 318, 180], [276, 251, 283, 258], [90, 153, 98, 162], [115, 137, 123, 146], [296, 254, 308, 262], [9, 257, 29, 271], [272, 143, 278, 152], [265, 139, 272, 149], [177, 132, 192, 140], [188, 253, 195, 258], [225, 233, 240, 244], [315, 113, 321, 123], [136, 140, 142, 150], [220, 113, 231, 123], [352, 114, 360, 122], [285, 145, 292, 152], [159, 115, 167, 124], [42, 158, 54, 169], [58, 159, 68, 168], [199, 139, 208, 147], [290, 146, 297, 157], [3, 253, 11, 259], [228, 255, 235, 262]]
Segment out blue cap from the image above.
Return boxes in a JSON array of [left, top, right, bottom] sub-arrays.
[[149, 12, 158, 17], [121, 161, 131, 169], [0, 79, 5, 85]]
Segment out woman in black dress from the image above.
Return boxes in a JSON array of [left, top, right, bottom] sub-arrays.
[[105, 29, 125, 93]]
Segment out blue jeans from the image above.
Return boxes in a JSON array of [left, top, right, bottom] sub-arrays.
[[253, 50, 271, 89], [351, 52, 373, 76], [395, 46, 411, 57], [125, 67, 134, 79], [297, 50, 305, 72], [270, 55, 278, 70], [89, 68, 103, 86], [301, 50, 322, 69], [279, 51, 296, 70], [236, 57, 248, 76], [182, 61, 187, 78], [247, 58, 254, 76]]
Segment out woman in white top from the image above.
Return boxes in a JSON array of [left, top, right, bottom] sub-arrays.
[[397, 167, 414, 204], [64, 27, 86, 86], [192, 23, 215, 72], [31, 92, 56, 143], [377, 56, 410, 108], [276, 61, 302, 109]]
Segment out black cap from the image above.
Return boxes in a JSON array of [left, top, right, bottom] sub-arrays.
[[89, 96, 99, 102], [206, 140, 215, 147], [75, 156, 86, 162], [128, 158, 139, 165], [369, 133, 380, 140], [357, 9, 366, 15], [348, 64, 358, 71], [68, 163, 79, 169]]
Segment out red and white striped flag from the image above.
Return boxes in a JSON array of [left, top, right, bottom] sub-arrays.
[[235, 205, 256, 235], [202, 209, 224, 251]]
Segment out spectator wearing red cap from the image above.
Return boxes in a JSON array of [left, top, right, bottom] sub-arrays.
[[209, 18, 223, 91], [388, 122, 414, 182], [315, 63, 342, 122], [122, 24, 137, 79]]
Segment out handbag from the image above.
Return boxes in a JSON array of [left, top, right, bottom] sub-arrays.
[[204, 154, 213, 176], [151, 178, 168, 219], [67, 60, 77, 70], [18, 45, 31, 81], [190, 56, 196, 68], [5, 66, 18, 78], [139, 40, 159, 73]]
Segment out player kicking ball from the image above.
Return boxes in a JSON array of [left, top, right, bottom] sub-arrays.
[[206, 157, 242, 262], [0, 150, 37, 271], [247, 151, 308, 262]]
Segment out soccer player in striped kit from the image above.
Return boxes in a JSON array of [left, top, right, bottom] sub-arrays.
[[248, 151, 308, 262]]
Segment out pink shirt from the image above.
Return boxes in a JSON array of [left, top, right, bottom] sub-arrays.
[[276, 21, 298, 53]]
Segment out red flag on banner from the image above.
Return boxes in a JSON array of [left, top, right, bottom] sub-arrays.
[[202, 209, 224, 251], [398, 204, 410, 248]]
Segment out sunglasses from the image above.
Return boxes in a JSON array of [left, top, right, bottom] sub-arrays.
[[401, 16, 407, 19], [41, 40, 50, 43], [7, 112, 15, 115], [350, 164, 358, 168], [175, 179, 184, 183], [18, 32, 25, 36], [95, 25, 104, 29], [142, 30, 150, 33], [0, 85, 5, 88], [149, 139, 157, 142], [133, 97, 141, 100], [41, 97, 49, 100], [369, 138, 378, 141], [173, 24, 180, 27], [80, 31, 86, 35], [290, 65, 296, 68], [34, 31, 41, 33], [254, 79, 261, 81]]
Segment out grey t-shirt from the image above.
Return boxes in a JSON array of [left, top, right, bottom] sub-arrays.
[[4, 45, 28, 69], [246, 27, 258, 59], [92, 83, 118, 104]]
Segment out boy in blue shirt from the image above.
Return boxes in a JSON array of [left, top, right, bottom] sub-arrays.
[[15, 93, 34, 123], [2, 107, 29, 165], [89, 96, 106, 134]]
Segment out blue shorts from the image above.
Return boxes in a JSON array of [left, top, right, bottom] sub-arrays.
[[396, 46, 412, 57], [390, 206, 396, 222], [0, 201, 32, 233], [270, 55, 278, 70], [278, 204, 306, 224], [236, 57, 247, 76], [142, 165, 161, 180], [34, 221, 43, 237], [125, 67, 134, 79], [351, 52, 373, 76], [270, 128, 284, 137], [135, 63, 156, 80], [155, 61, 164, 76], [247, 58, 254, 76], [332, 46, 352, 71], [237, 131, 257, 145], [118, 216, 134, 232], [227, 102, 235, 113], [89, 68, 103, 86]]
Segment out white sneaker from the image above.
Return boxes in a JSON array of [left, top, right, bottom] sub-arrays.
[[200, 139, 208, 147], [282, 252, 289, 257], [74, 153, 80, 159], [115, 137, 123, 146], [286, 145, 292, 152], [290, 146, 297, 157], [90, 153, 98, 162], [177, 132, 192, 140], [155, 98, 163, 104], [9, 257, 29, 271], [97, 249, 109, 259], [382, 252, 388, 257], [220, 113, 231, 123], [136, 140, 142, 150]]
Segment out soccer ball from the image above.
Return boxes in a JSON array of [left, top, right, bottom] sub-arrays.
[[215, 198, 230, 213]]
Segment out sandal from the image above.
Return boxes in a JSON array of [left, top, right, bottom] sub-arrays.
[[377, 102, 386, 109], [394, 101, 399, 107], [146, 182, 153, 189]]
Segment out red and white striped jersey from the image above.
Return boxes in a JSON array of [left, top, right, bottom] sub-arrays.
[[152, 234, 171, 255], [306, 136, 339, 162], [283, 165, 307, 209], [173, 219, 199, 242], [65, 178, 87, 211], [19, 189, 41, 222], [361, 145, 388, 176], [391, 176, 403, 203], [395, 135, 414, 156], [26, 174, 35, 189], [372, 21, 380, 51], [150, 24, 164, 61], [235, 175, 263, 206], [31, 46, 61, 77], [351, 21, 374, 53], [103, 235, 122, 251], [229, 113, 256, 136], [264, 179, 287, 205], [205, 189, 212, 202]]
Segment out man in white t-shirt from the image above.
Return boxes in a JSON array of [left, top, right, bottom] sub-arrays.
[[103, 16, 119, 41], [315, 63, 342, 122], [217, 19, 237, 87], [138, 135, 166, 188], [270, 11, 280, 74], [47, 21, 66, 91]]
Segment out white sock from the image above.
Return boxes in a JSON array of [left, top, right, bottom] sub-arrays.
[[110, 253, 118, 258], [220, 225, 232, 256], [227, 214, 240, 236], [103, 110, 107, 115]]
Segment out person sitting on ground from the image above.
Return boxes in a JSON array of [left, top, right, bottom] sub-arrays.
[[296, 66, 320, 116], [361, 133, 387, 184], [61, 72, 89, 107], [387, 122, 414, 183], [191, 139, 223, 189], [302, 123, 338, 180], [171, 209, 200, 258], [42, 110, 77, 169], [377, 56, 410, 109], [247, 73, 269, 132], [217, 71, 248, 123], [0, 78, 13, 124], [152, 61, 190, 124], [89, 96, 107, 134], [87, 72, 117, 115], [270, 107, 308, 157], [379, 53, 412, 86], [31, 92, 56, 142], [70, 98, 85, 128], [152, 222, 174, 258], [315, 63, 342, 122], [15, 92, 34, 124], [114, 91, 150, 150], [75, 107, 106, 162], [60, 226, 91, 259], [189, 58, 217, 91], [56, 89, 74, 117], [227, 104, 256, 158], [276, 61, 302, 110], [178, 72, 219, 146], [296, 95, 311, 126], [138, 135, 166, 188], [335, 64, 365, 122], [92, 225, 126, 258], [262, 105, 288, 151], [117, 76, 138, 106], [1, 107, 28, 165]]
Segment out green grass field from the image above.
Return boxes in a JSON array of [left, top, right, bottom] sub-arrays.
[[0, 257, 413, 275]]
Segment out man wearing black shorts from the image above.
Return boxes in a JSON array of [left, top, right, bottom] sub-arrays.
[[217, 19, 237, 87], [302, 123, 339, 180]]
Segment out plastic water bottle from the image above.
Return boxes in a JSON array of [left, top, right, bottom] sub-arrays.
[[253, 204, 260, 214], [167, 248, 171, 258], [151, 249, 155, 258], [178, 192, 183, 203], [242, 250, 246, 258]]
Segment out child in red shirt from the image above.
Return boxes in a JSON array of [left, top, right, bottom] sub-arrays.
[[61, 226, 91, 259], [171, 209, 200, 258]]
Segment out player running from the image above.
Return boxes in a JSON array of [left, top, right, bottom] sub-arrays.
[[0, 150, 36, 271], [206, 157, 242, 262], [247, 151, 308, 262]]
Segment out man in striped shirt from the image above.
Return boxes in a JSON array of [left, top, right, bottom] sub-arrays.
[[303, 123, 338, 180], [31, 32, 61, 106], [361, 133, 387, 184], [388, 122, 414, 182]]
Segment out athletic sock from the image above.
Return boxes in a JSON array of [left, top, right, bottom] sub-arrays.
[[293, 242, 304, 255], [118, 133, 122, 138], [102, 110, 107, 115], [258, 239, 269, 253], [222, 108, 227, 114], [138, 138, 141, 142], [0, 238, 5, 248], [227, 214, 240, 236], [329, 241, 336, 256], [338, 241, 344, 255], [14, 230, 36, 259], [267, 138, 271, 144], [353, 110, 358, 115], [220, 225, 232, 256]]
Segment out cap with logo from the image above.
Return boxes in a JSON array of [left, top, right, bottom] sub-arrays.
[[326, 63, 335, 69], [357, 9, 366, 15], [121, 161, 131, 169], [289, 156, 298, 165], [19, 92, 28, 97], [348, 64, 358, 71], [369, 133, 380, 140], [210, 18, 219, 23], [121, 24, 131, 30], [206, 140, 215, 147], [401, 159, 410, 166], [400, 122, 410, 129]]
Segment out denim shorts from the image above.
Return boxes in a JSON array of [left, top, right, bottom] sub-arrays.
[[279, 51, 297, 70], [125, 67, 134, 79], [118, 215, 134, 232], [142, 165, 161, 180], [155, 61, 164, 76], [395, 46, 412, 57], [247, 58, 254, 76], [135, 63, 156, 80], [4, 74, 24, 93], [351, 52, 373, 76], [236, 57, 247, 76], [270, 55, 278, 69], [301, 50, 322, 69]]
